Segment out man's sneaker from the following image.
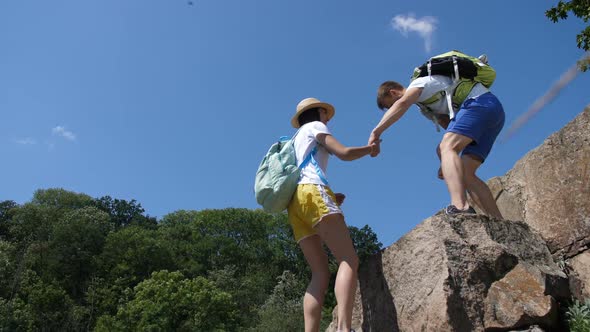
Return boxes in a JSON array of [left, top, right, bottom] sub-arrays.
[[445, 204, 476, 215]]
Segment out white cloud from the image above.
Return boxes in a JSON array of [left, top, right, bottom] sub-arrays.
[[15, 138, 37, 145], [391, 14, 438, 53], [52, 126, 76, 141]]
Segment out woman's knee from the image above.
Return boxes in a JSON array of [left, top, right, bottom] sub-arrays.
[[311, 267, 331, 290], [314, 214, 359, 273], [350, 253, 359, 271], [340, 252, 359, 272]]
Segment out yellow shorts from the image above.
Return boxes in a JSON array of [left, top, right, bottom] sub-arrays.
[[287, 184, 343, 243]]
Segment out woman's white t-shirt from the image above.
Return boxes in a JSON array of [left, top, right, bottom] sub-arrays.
[[293, 121, 331, 185]]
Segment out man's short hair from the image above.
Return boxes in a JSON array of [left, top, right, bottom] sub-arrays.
[[377, 81, 404, 110]]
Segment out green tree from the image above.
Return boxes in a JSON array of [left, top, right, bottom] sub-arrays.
[[8, 203, 55, 244], [8, 189, 95, 244], [82, 276, 132, 325], [91, 225, 175, 319], [44, 207, 113, 300], [157, 210, 210, 277], [98, 225, 175, 289], [251, 270, 306, 332], [95, 270, 238, 331], [1, 191, 383, 331], [160, 209, 306, 328], [0, 241, 17, 299], [93, 196, 157, 229], [32, 188, 94, 211], [546, 0, 590, 71], [0, 270, 79, 331], [160, 209, 303, 282], [0, 296, 34, 331], [349, 224, 383, 265], [0, 200, 18, 241]]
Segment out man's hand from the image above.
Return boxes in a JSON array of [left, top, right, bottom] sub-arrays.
[[334, 193, 346, 206], [368, 132, 381, 157], [370, 141, 381, 157]]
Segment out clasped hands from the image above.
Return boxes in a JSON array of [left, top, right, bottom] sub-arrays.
[[368, 131, 382, 157]]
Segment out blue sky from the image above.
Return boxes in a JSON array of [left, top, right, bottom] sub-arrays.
[[1, 0, 589, 247]]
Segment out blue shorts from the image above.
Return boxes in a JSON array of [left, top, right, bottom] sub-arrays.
[[446, 92, 505, 162]]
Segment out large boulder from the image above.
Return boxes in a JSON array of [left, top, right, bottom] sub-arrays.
[[567, 251, 590, 301], [327, 214, 569, 332], [489, 106, 590, 258], [325, 109, 589, 331]]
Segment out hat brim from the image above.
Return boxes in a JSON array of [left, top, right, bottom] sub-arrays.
[[291, 102, 335, 128]]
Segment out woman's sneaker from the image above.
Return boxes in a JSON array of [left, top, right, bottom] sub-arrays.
[[445, 204, 476, 215]]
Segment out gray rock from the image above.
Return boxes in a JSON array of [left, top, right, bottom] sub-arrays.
[[490, 106, 590, 258], [567, 250, 590, 301], [326, 108, 589, 332], [508, 325, 545, 332], [327, 214, 568, 332], [483, 263, 558, 329]]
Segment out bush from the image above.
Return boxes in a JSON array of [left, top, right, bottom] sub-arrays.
[[251, 270, 306, 332], [567, 298, 590, 332], [95, 270, 238, 331]]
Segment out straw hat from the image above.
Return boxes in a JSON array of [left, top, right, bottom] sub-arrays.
[[291, 97, 335, 128]]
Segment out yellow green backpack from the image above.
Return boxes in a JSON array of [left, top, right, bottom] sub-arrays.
[[410, 50, 496, 129]]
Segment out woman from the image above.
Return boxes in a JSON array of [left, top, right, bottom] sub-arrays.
[[288, 97, 377, 332]]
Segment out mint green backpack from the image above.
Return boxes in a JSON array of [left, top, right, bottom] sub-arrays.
[[254, 131, 327, 213]]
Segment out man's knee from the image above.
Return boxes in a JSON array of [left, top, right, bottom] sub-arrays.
[[440, 133, 472, 154], [462, 154, 483, 180], [464, 173, 480, 189]]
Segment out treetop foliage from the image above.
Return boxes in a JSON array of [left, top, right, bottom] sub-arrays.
[[546, 0, 590, 71], [0, 188, 383, 330]]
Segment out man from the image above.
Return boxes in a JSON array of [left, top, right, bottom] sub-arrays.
[[369, 56, 504, 218]]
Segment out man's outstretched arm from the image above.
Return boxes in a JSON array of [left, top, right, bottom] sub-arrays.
[[369, 87, 422, 145]]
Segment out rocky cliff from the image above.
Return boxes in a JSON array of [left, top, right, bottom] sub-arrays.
[[328, 106, 589, 331], [489, 106, 590, 303]]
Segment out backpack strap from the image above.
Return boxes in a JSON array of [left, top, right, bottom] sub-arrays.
[[417, 102, 442, 132], [309, 146, 329, 185], [298, 148, 313, 168], [446, 56, 460, 119], [444, 87, 455, 119], [278, 128, 302, 149], [293, 130, 329, 186], [452, 55, 460, 82], [418, 81, 458, 120], [297, 145, 329, 185]]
